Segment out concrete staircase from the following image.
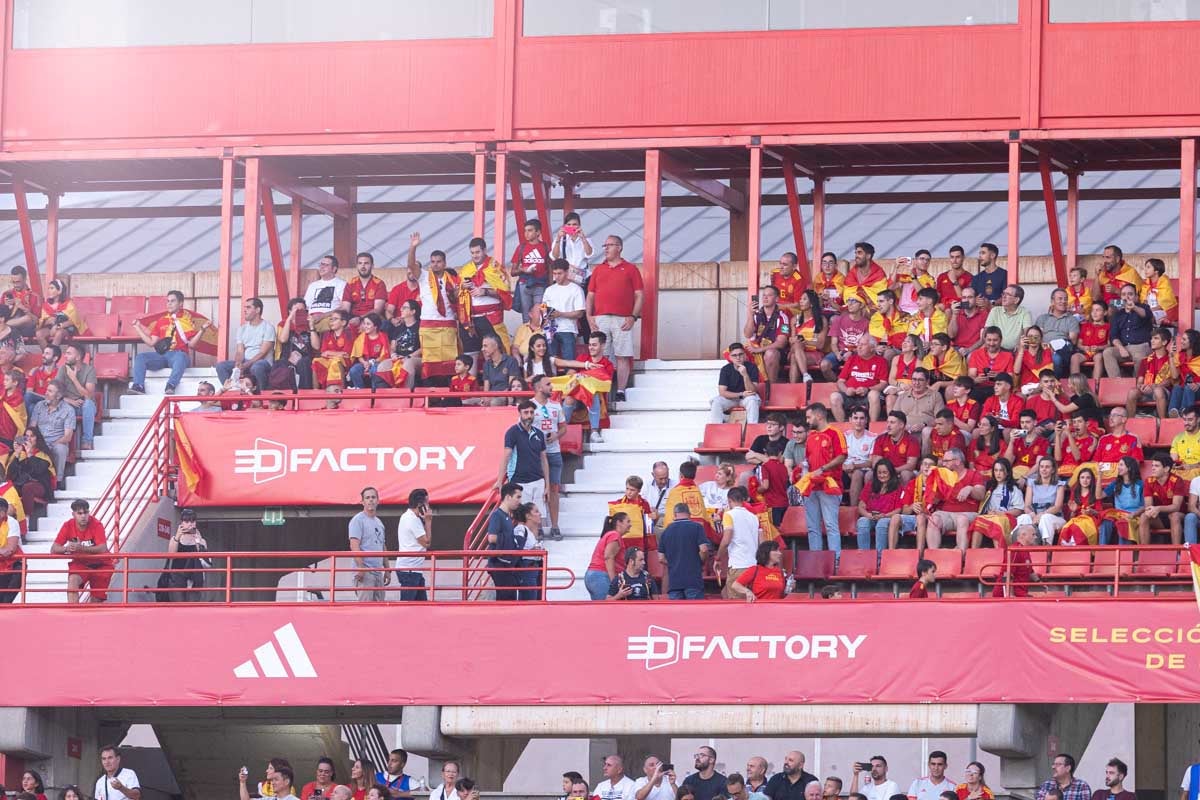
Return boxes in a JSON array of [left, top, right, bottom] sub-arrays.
[[545, 359, 720, 600], [22, 366, 217, 603]]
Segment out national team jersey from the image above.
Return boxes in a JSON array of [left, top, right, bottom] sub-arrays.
[[872, 433, 920, 469], [1024, 393, 1066, 423], [1172, 429, 1200, 465], [1016, 346, 1054, 386], [772, 269, 808, 306], [1146, 473, 1187, 506], [967, 348, 1015, 381], [948, 398, 980, 425], [1095, 432, 1143, 464], [936, 269, 972, 305], [749, 307, 791, 343], [1058, 434, 1097, 471], [806, 426, 847, 473], [1078, 321, 1110, 349], [1011, 432, 1049, 470], [449, 374, 478, 393], [929, 429, 967, 460], [343, 275, 388, 318]]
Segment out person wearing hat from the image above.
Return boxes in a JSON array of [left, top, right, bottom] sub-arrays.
[[165, 509, 208, 602], [820, 295, 871, 382]]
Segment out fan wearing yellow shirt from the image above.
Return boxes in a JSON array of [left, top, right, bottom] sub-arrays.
[[1171, 408, 1200, 482]]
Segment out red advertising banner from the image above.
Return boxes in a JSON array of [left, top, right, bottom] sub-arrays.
[[174, 408, 515, 507], [5, 599, 1200, 707]]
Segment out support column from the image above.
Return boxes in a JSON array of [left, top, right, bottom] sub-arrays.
[[1007, 140, 1022, 285], [473, 151, 487, 239], [747, 145, 763, 301], [812, 175, 826, 270], [563, 181, 576, 216], [288, 203, 303, 300], [1038, 153, 1067, 287], [978, 703, 1106, 800], [1180, 138, 1196, 330], [728, 177, 749, 261], [332, 183, 357, 271], [781, 160, 810, 285], [1066, 171, 1079, 270], [530, 168, 551, 236], [45, 193, 60, 284], [507, 166, 527, 231], [589, 736, 673, 781], [1134, 705, 1166, 800], [261, 187, 289, 319], [493, 152, 508, 264], [241, 157, 262, 307], [403, 706, 529, 791], [216, 156, 236, 360], [12, 178, 42, 298], [642, 150, 662, 361]]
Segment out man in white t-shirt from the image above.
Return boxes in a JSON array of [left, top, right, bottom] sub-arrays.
[[543, 259, 587, 359], [635, 756, 678, 800], [396, 488, 432, 601], [303, 254, 350, 330], [96, 745, 141, 800], [843, 406, 878, 507], [850, 756, 898, 800], [718, 485, 760, 599], [532, 374, 566, 540], [595, 755, 637, 800], [907, 751, 954, 800]]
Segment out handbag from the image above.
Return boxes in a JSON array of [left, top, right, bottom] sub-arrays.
[[153, 338, 173, 355]]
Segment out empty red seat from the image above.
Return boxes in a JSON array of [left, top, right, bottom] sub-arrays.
[[807, 382, 836, 409], [1133, 548, 1181, 578], [1090, 548, 1134, 578], [696, 423, 743, 455], [1124, 417, 1156, 447], [110, 295, 147, 328], [793, 551, 834, 581], [93, 352, 130, 380], [778, 506, 807, 537], [559, 424, 583, 456], [75, 313, 120, 340], [1047, 547, 1092, 577], [836, 550, 877, 579], [838, 505, 858, 536], [926, 548, 963, 579], [1156, 418, 1185, 448], [766, 383, 807, 411], [73, 296, 107, 317], [1097, 377, 1135, 407], [964, 548, 1004, 581], [875, 549, 918, 580], [146, 295, 168, 314]]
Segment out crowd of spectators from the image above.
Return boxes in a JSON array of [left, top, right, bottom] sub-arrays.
[[235, 748, 421, 800]]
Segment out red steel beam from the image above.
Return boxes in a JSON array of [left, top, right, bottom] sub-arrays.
[[507, 164, 527, 235], [529, 168, 551, 237], [493, 151, 508, 264], [262, 185, 289, 319], [812, 175, 826, 268], [660, 152, 746, 212], [1007, 141, 1021, 285], [642, 150, 662, 361], [45, 194, 59, 284], [1038, 153, 1068, 287], [1181, 139, 1196, 330], [472, 151, 487, 238], [241, 157, 262, 308], [781, 159, 810, 281], [11, 179, 42, 299], [258, 161, 351, 218], [747, 145, 763, 301], [289, 202, 303, 300], [216, 156, 236, 361], [1066, 171, 1079, 270]]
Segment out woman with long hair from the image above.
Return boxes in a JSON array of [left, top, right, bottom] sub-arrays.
[[955, 762, 994, 800], [970, 457, 1025, 547], [387, 298, 422, 388], [58, 787, 83, 800], [583, 512, 630, 601], [1025, 456, 1066, 544], [348, 759, 378, 800], [1048, 373, 1103, 424], [20, 770, 47, 800], [512, 501, 543, 601], [727, 539, 786, 602], [36, 279, 87, 347], [347, 312, 391, 389], [524, 333, 556, 379], [789, 289, 827, 384], [970, 415, 1003, 474], [857, 459, 902, 554], [699, 462, 737, 512], [1013, 325, 1053, 393], [885, 334, 923, 413], [1100, 455, 1145, 544], [1059, 467, 1103, 545], [1170, 327, 1200, 416]]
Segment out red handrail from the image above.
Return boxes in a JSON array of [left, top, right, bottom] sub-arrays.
[[90, 396, 172, 552], [461, 491, 501, 601]]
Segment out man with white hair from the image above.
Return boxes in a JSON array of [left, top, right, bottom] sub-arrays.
[[635, 756, 678, 800], [595, 754, 637, 800]]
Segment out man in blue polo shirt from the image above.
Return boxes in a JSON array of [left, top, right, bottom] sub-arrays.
[[487, 481, 525, 600], [657, 503, 711, 599], [498, 399, 550, 533]]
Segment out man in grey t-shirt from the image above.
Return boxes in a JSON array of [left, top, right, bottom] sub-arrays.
[[1034, 287, 1081, 378], [349, 486, 389, 601]]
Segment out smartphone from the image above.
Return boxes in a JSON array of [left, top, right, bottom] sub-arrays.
[[294, 308, 309, 328], [855, 762, 872, 772], [662, 764, 674, 772], [750, 294, 759, 308], [563, 224, 579, 235]]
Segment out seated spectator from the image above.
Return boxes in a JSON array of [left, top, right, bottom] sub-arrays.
[[1014, 326, 1054, 394], [970, 458, 1025, 548], [885, 335, 923, 412], [868, 289, 906, 357], [343, 251, 388, 326], [909, 558, 935, 598], [906, 287, 948, 347], [928, 410, 966, 462], [980, 372, 1023, 431], [727, 540, 786, 602], [347, 313, 393, 389], [742, 285, 790, 383], [300, 760, 340, 800], [831, 335, 887, 423], [8, 433, 54, 515], [552, 330, 614, 442], [843, 407, 877, 507], [1172, 407, 1200, 484], [36, 279, 87, 347], [1170, 329, 1200, 418], [1126, 326, 1173, 419], [383, 298, 422, 389], [130, 290, 211, 395], [303, 254, 350, 332], [699, 463, 737, 512], [892, 251, 935, 315], [1004, 410, 1049, 483], [948, 286, 987, 355], [1069, 299, 1110, 381], [0, 497, 20, 604], [945, 377, 980, 437], [543, 259, 587, 359], [1064, 265, 1093, 320], [1055, 414, 1097, 478], [450, 354, 479, 396], [376, 750, 416, 799], [888, 454, 935, 548], [51, 498, 110, 604], [4, 266, 38, 340], [966, 326, 1014, 400], [1101, 283, 1153, 379], [277, 298, 315, 390], [1024, 370, 1067, 433], [524, 334, 557, 380], [657, 503, 711, 600], [894, 368, 944, 442], [857, 460, 902, 555], [992, 521, 1039, 598], [922, 333, 966, 395], [24, 345, 59, 411], [1094, 408, 1144, 483], [709, 343, 761, 424], [919, 448, 985, 550], [745, 414, 788, 466], [584, 511, 630, 601], [217, 298, 275, 394], [870, 411, 920, 484], [1033, 289, 1079, 378], [511, 302, 547, 360], [1025, 457, 1066, 543], [1139, 257, 1177, 324], [984, 285, 1032, 351], [820, 296, 870, 381], [1100, 456, 1145, 544], [811, 251, 845, 317], [1060, 468, 1103, 545], [970, 415, 1002, 475], [310, 309, 354, 389], [606, 546, 657, 600], [50, 342, 95, 454], [789, 290, 826, 384], [217, 373, 260, 411], [1141, 454, 1186, 544], [29, 384, 74, 478]]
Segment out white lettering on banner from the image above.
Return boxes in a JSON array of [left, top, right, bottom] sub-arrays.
[[627, 625, 867, 671], [234, 437, 476, 485]]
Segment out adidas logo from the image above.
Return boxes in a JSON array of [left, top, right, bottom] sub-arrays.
[[233, 623, 318, 679]]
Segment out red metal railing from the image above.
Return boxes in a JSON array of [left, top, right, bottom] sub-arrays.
[[461, 490, 501, 600], [14, 549, 572, 605], [975, 544, 1192, 598]]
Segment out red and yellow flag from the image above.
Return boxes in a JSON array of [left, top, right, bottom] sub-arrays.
[[175, 420, 207, 495], [137, 309, 219, 357], [1188, 545, 1200, 612]]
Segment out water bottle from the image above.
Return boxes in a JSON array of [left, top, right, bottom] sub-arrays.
[[785, 573, 796, 595]]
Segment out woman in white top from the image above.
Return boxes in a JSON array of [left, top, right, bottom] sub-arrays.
[[699, 463, 737, 512], [524, 333, 557, 379], [513, 502, 544, 601], [1024, 455, 1066, 543], [551, 212, 594, 288]]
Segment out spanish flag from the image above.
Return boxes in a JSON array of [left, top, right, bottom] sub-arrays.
[[137, 309, 219, 357], [175, 419, 207, 495], [844, 261, 890, 307], [549, 363, 613, 409], [1189, 545, 1200, 612]]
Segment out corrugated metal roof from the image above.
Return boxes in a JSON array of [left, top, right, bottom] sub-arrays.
[[0, 169, 1189, 274]]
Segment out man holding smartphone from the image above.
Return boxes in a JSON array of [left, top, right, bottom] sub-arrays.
[[849, 757, 897, 800], [395, 488, 432, 601], [1101, 283, 1153, 379]]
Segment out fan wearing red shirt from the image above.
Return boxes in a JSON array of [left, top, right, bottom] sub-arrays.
[[980, 373, 1024, 430], [342, 252, 388, 323], [909, 558, 936, 598], [1141, 454, 1186, 544], [50, 498, 111, 603], [510, 219, 551, 324], [946, 377, 981, 435], [1005, 410, 1050, 479], [966, 326, 1014, 391], [928, 410, 967, 461], [26, 345, 60, 401], [831, 335, 888, 423], [870, 410, 921, 483], [586, 235, 644, 398], [5, 265, 40, 338], [1054, 415, 1097, 477], [1095, 408, 1144, 481], [1024, 370, 1067, 432], [771, 252, 808, 310], [1126, 327, 1173, 419], [0, 499, 21, 603], [921, 448, 985, 550], [936, 246, 973, 306], [992, 523, 1039, 598], [729, 540, 787, 601], [949, 286, 988, 353]]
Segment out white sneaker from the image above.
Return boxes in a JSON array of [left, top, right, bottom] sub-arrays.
[[802, 373, 813, 383], [589, 431, 605, 444]]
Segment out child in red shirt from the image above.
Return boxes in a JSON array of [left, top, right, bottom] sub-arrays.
[[909, 558, 936, 598], [759, 440, 791, 527]]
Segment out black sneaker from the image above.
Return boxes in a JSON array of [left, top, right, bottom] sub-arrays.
[[164, 384, 177, 395], [616, 390, 627, 402], [129, 384, 146, 395]]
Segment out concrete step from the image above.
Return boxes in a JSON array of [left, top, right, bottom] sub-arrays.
[[606, 410, 710, 430], [638, 359, 726, 370], [630, 372, 719, 390], [615, 391, 710, 412]]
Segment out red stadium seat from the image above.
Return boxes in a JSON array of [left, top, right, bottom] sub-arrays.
[[793, 550, 834, 581], [964, 548, 1003, 581], [559, 424, 583, 456], [807, 382, 836, 409], [1089, 548, 1134, 578], [110, 295, 147, 329], [1097, 377, 1135, 408], [765, 383, 807, 412], [73, 296, 107, 317], [742, 423, 767, 445], [1047, 548, 1092, 577], [1156, 417, 1185, 448], [868, 421, 888, 435], [75, 313, 120, 341], [835, 550, 877, 579], [1132, 548, 1182, 578], [926, 548, 963, 579], [1124, 417, 1156, 448], [14, 350, 40, 374], [778, 506, 807, 537], [838, 505, 858, 536], [695, 423, 744, 456], [146, 295, 168, 314], [875, 549, 917, 580], [93, 352, 130, 381]]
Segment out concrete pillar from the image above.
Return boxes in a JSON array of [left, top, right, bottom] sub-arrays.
[[729, 178, 750, 261], [333, 183, 358, 272], [1135, 705, 1167, 800], [978, 704, 1106, 800], [404, 706, 530, 791], [1165, 704, 1200, 800], [0, 708, 127, 791]]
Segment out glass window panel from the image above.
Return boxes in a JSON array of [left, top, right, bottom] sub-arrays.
[[1050, 0, 1200, 22]]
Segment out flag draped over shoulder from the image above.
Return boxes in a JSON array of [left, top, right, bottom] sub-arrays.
[[137, 309, 219, 357]]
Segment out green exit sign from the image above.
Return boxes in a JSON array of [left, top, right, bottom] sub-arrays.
[[262, 507, 285, 526]]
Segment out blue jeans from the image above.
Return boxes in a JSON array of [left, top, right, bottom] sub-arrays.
[[347, 362, 390, 389], [805, 491, 841, 557], [490, 566, 524, 601], [1051, 343, 1074, 378], [517, 281, 547, 323], [519, 562, 543, 601], [567, 397, 601, 429], [551, 331, 577, 360], [1099, 519, 1134, 545], [393, 570, 428, 601], [668, 587, 705, 600], [133, 350, 189, 389], [1184, 513, 1199, 545], [856, 517, 890, 553], [1170, 384, 1196, 414], [584, 569, 611, 600], [216, 358, 273, 392]]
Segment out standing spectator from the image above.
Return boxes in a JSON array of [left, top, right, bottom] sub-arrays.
[[300, 759, 339, 800], [849, 758, 898, 800], [585, 511, 630, 600], [948, 287, 987, 355], [4, 266, 38, 339], [635, 759, 677, 800], [820, 296, 870, 381], [1035, 289, 1080, 377], [343, 252, 388, 325], [129, 290, 211, 395], [52, 343, 96, 450], [642, 461, 674, 532], [759, 441, 790, 527], [595, 755, 637, 800], [309, 309, 354, 389], [1102, 283, 1153, 379], [684, 747, 727, 800], [511, 220, 551, 322], [606, 547, 656, 600], [971, 243, 1007, 307], [908, 752, 955, 800], [430, 763, 461, 800], [1141, 257, 1177, 324], [532, 375, 566, 539], [801, 404, 847, 558], [1070, 299, 1110, 381], [844, 242, 889, 310], [743, 285, 791, 384], [96, 746, 141, 800], [745, 759, 769, 795], [1092, 759, 1133, 800], [24, 345, 58, 410], [717, 486, 760, 597], [936, 245, 972, 307], [709, 342, 761, 424], [486, 482, 526, 600], [551, 212, 595, 290], [543, 260, 587, 359], [1035, 755, 1091, 800], [497, 400, 550, 526], [217, 297, 276, 391], [955, 763, 993, 800], [349, 487, 389, 602], [29, 383, 74, 477], [513, 502, 545, 601], [984, 286, 1032, 351], [832, 335, 888, 423], [658, 504, 711, 599], [728, 540, 786, 602], [763, 753, 820, 800], [395, 488, 432, 601], [480, 334, 523, 403], [165, 508, 208, 602], [586, 235, 643, 401], [277, 299, 315, 390], [402, 233, 461, 379], [459, 236, 514, 355], [52, 499, 110, 603], [18, 770, 46, 800], [303, 255, 350, 330], [376, 749, 415, 800]]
